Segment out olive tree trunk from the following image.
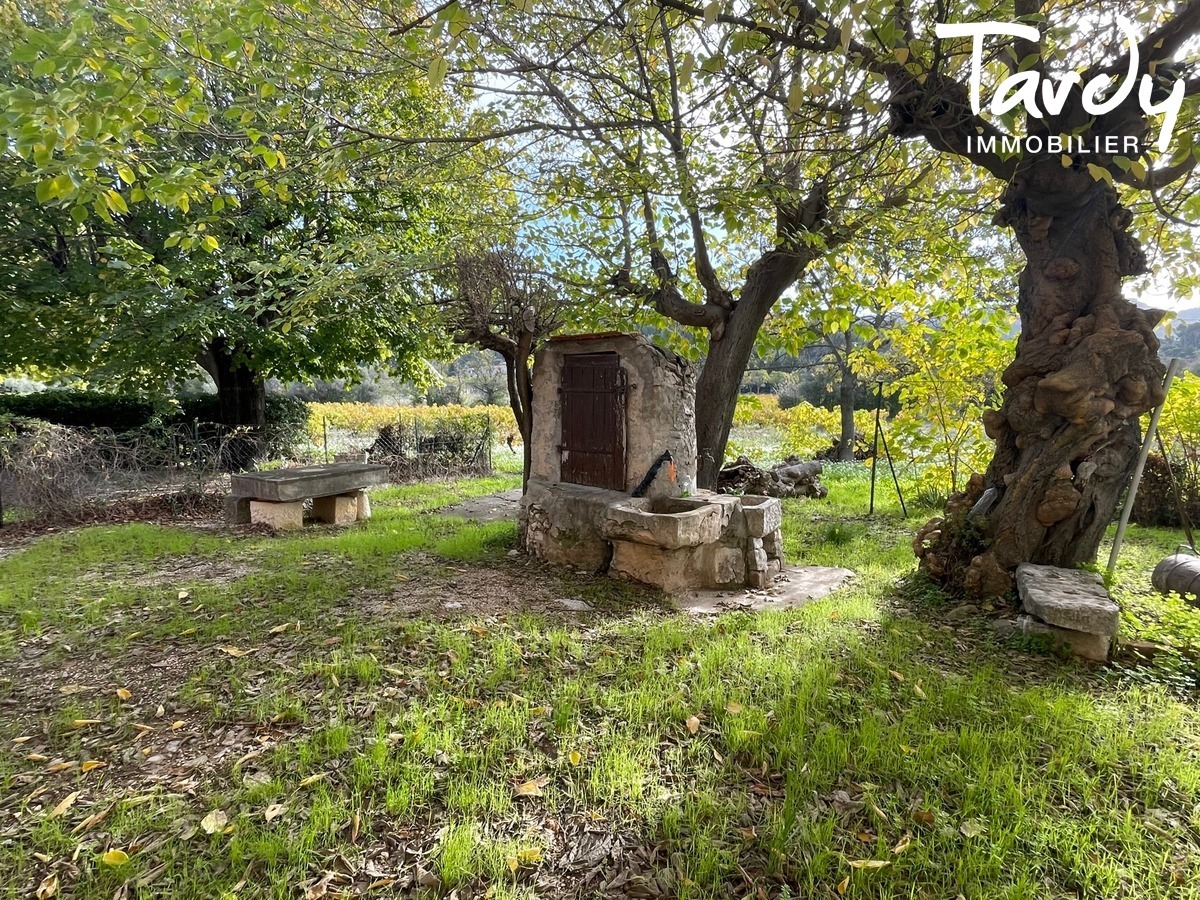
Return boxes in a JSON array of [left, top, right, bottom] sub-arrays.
[[916, 164, 1166, 597]]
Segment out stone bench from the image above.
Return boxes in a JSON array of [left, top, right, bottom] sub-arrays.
[[227, 463, 390, 530]]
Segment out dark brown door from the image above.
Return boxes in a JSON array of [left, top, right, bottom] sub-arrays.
[[560, 352, 626, 490]]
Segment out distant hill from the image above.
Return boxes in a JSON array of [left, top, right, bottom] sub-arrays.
[[1175, 307, 1200, 324]]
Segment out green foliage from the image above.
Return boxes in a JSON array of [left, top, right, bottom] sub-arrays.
[[0, 389, 169, 431], [0, 0, 502, 395]]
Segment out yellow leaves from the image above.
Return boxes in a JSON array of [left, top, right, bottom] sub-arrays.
[[891, 832, 912, 855], [298, 772, 329, 788], [568, 750, 582, 767], [703, 0, 719, 26], [48, 791, 80, 818], [36, 873, 58, 899], [100, 849, 129, 866], [217, 646, 255, 657], [72, 719, 102, 728], [848, 859, 890, 870], [892, 46, 910, 65], [514, 775, 549, 797], [836, 875, 850, 895], [506, 847, 543, 872], [1086, 162, 1114, 186], [427, 56, 448, 88], [724, 701, 743, 715], [81, 761, 107, 774], [268, 622, 293, 635], [200, 809, 228, 835], [116, 688, 132, 701], [685, 715, 701, 735]]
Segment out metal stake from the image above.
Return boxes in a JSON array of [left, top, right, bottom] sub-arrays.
[[1108, 358, 1182, 576]]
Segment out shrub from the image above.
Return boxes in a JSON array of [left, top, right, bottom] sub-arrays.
[[308, 402, 518, 442], [0, 390, 169, 431]]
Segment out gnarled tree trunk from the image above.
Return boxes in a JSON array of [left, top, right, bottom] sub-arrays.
[[916, 162, 1166, 597]]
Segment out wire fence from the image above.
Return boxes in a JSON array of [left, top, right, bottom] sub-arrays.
[[0, 412, 495, 527]]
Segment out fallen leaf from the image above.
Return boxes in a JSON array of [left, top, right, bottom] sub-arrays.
[[912, 681, 926, 699], [45, 762, 76, 774], [268, 622, 291, 635], [469, 624, 489, 636], [101, 849, 129, 866], [568, 750, 582, 766], [171, 720, 186, 731], [71, 719, 102, 728], [517, 847, 542, 864], [514, 776, 548, 797], [127, 631, 144, 640], [889, 670, 904, 682], [264, 804, 287, 823], [725, 701, 743, 714], [200, 809, 228, 835], [12, 735, 33, 744], [178, 590, 190, 600], [836, 875, 850, 895], [217, 646, 254, 657], [912, 810, 936, 827], [960, 819, 985, 838], [81, 761, 107, 774], [892, 832, 912, 854], [298, 772, 328, 787], [849, 859, 890, 870], [686, 715, 701, 734], [116, 688, 132, 701], [48, 791, 80, 818], [36, 873, 59, 899]]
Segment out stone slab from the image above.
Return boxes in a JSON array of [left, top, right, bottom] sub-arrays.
[[741, 495, 782, 538], [231, 463, 389, 502], [225, 495, 251, 525], [249, 499, 304, 531], [1016, 563, 1119, 636], [996, 614, 1112, 662], [676, 565, 853, 615], [313, 493, 359, 526]]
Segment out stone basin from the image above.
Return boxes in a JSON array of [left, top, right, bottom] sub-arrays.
[[740, 495, 782, 538], [602, 496, 724, 550]]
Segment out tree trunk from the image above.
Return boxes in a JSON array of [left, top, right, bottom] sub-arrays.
[[836, 332, 856, 462], [197, 338, 267, 472], [916, 164, 1166, 597], [197, 338, 266, 427], [695, 259, 799, 488]]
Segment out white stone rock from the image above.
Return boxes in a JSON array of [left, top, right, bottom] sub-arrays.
[[1016, 563, 1119, 636], [249, 499, 304, 531]]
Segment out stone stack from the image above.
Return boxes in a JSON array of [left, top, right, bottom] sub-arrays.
[[1011, 563, 1119, 661]]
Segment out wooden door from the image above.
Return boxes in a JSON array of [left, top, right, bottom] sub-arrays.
[[560, 352, 626, 490]]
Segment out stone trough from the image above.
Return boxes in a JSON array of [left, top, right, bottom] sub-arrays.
[[602, 492, 785, 593]]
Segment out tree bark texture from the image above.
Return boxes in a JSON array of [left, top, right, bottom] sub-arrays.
[[916, 162, 1166, 597]]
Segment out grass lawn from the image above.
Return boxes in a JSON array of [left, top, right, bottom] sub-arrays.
[[1, 466, 1198, 899]]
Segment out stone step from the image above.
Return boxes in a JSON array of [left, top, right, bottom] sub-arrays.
[[1015, 563, 1119, 636]]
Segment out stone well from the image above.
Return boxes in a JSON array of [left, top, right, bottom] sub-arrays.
[[521, 333, 785, 592]]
